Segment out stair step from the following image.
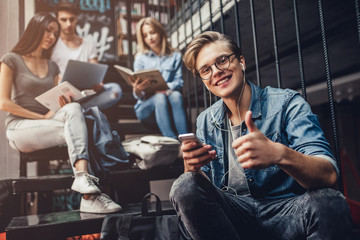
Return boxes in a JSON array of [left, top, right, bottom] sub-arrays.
[[116, 105, 137, 119], [12, 174, 74, 194], [11, 166, 183, 194], [118, 92, 136, 105], [112, 122, 161, 139]]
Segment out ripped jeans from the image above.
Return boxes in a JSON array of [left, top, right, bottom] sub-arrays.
[[81, 82, 122, 111], [170, 172, 352, 240]]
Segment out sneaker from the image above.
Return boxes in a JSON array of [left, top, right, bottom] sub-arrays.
[[80, 193, 122, 214], [71, 171, 101, 194]]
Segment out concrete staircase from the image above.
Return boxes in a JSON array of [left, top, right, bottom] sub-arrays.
[[103, 92, 161, 140]]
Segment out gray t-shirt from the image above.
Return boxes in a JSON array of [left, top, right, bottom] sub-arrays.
[[0, 52, 60, 129], [227, 117, 250, 196]]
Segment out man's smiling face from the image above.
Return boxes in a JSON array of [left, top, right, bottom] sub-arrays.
[[196, 41, 245, 100]]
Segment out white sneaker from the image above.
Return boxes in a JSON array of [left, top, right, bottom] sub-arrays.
[[71, 171, 101, 194], [80, 193, 122, 213]]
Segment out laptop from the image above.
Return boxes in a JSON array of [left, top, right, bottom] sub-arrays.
[[61, 60, 109, 90]]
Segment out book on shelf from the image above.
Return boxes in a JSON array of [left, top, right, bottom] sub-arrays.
[[118, 17, 127, 35], [122, 39, 129, 55], [114, 65, 168, 94], [35, 81, 96, 112]]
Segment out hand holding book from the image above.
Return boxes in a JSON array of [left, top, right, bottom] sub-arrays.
[[114, 65, 168, 95], [91, 82, 104, 93], [133, 77, 151, 98], [58, 94, 73, 107]]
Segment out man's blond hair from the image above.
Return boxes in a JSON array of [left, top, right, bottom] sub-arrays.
[[183, 31, 241, 76]]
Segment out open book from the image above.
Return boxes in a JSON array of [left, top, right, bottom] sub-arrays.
[[114, 65, 168, 94], [35, 81, 96, 112]]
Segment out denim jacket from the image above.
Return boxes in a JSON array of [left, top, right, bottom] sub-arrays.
[[134, 51, 183, 89], [133, 51, 184, 107], [196, 81, 338, 199]]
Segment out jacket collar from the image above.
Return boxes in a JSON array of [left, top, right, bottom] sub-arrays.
[[248, 81, 262, 120], [143, 50, 156, 57], [209, 99, 227, 129]]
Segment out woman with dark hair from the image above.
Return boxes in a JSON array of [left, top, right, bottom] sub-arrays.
[[0, 12, 121, 214], [12, 12, 59, 59], [132, 17, 188, 139]]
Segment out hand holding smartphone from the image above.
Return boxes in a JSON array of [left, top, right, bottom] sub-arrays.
[[179, 133, 216, 172], [178, 133, 203, 145]]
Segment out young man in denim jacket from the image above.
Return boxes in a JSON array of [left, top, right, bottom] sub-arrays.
[[170, 31, 352, 240]]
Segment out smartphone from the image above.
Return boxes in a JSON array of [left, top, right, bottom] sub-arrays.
[[178, 133, 203, 145]]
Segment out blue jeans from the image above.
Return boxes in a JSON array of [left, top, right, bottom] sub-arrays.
[[135, 91, 188, 139], [170, 172, 352, 240], [81, 82, 122, 110]]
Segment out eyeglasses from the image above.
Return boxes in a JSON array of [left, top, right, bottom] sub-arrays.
[[197, 53, 235, 80]]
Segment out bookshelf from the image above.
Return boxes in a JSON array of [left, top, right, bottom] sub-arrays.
[[148, 0, 170, 25], [115, 0, 170, 67]]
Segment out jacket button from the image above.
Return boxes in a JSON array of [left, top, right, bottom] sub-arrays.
[[248, 178, 253, 182]]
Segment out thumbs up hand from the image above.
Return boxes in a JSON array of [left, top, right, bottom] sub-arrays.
[[244, 110, 259, 133], [232, 111, 283, 169]]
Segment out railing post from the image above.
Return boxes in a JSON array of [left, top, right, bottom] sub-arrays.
[[355, 0, 360, 45], [233, 0, 241, 49], [209, 0, 214, 31], [197, 0, 208, 109], [220, 0, 225, 33], [180, 0, 193, 129], [317, 0, 343, 193], [270, 0, 282, 88], [293, 0, 307, 100], [189, 0, 200, 118], [249, 0, 261, 86]]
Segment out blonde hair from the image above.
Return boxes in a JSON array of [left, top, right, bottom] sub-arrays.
[[183, 31, 242, 76], [136, 17, 174, 56]]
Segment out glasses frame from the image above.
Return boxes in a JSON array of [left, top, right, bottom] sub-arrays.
[[196, 53, 236, 80]]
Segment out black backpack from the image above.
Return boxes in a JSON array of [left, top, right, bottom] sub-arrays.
[[101, 193, 192, 240]]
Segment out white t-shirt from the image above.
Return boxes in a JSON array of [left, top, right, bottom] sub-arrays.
[[227, 116, 250, 196], [51, 38, 98, 75]]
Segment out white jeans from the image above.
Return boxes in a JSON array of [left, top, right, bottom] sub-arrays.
[[6, 103, 88, 167]]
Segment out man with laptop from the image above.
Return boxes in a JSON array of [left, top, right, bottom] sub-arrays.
[[51, 1, 122, 111]]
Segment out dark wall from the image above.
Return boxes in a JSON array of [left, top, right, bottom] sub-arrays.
[[312, 98, 360, 201]]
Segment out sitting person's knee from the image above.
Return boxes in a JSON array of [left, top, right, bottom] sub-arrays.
[[301, 188, 350, 218], [106, 82, 122, 100], [153, 93, 168, 103], [169, 91, 183, 102], [170, 172, 209, 205], [62, 102, 82, 112]]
